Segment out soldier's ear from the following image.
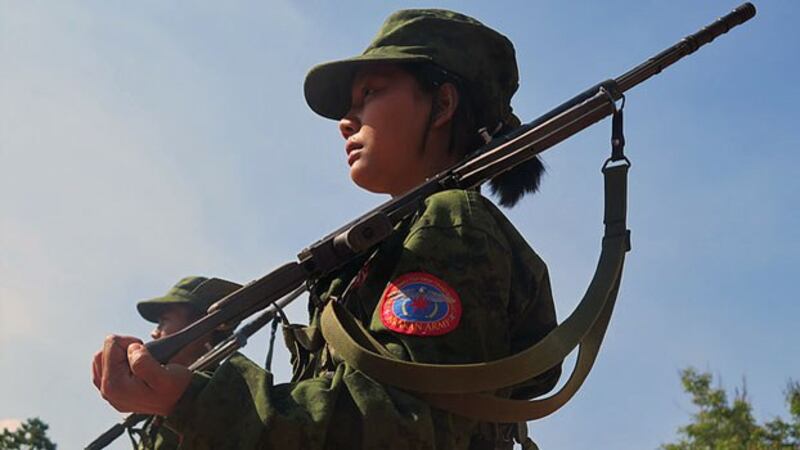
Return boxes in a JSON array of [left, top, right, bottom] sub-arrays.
[[431, 83, 459, 128]]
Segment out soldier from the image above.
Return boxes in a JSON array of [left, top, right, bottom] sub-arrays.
[[96, 276, 242, 450], [93, 9, 561, 450]]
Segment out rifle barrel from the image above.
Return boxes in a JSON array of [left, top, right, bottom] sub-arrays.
[[616, 2, 756, 93], [454, 3, 756, 186]]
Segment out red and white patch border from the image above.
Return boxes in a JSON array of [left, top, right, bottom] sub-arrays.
[[379, 272, 462, 336]]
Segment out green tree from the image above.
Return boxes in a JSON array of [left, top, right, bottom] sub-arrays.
[[662, 368, 800, 450], [0, 418, 56, 450]]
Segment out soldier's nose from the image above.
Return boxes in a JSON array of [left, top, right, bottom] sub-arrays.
[[339, 114, 360, 140]]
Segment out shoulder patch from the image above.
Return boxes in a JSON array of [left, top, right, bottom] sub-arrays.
[[379, 272, 462, 336]]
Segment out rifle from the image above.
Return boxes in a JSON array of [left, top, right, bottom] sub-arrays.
[[86, 3, 756, 448]]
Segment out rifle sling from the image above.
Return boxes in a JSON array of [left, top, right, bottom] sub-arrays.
[[320, 162, 631, 422]]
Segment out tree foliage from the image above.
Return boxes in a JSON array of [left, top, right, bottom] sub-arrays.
[[662, 368, 800, 450], [0, 418, 56, 450]]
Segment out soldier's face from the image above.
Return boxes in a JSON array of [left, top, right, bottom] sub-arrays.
[[151, 305, 197, 340], [151, 305, 207, 365], [338, 65, 439, 196]]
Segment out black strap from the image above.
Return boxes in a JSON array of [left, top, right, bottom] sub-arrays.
[[611, 106, 625, 161], [265, 317, 280, 371]]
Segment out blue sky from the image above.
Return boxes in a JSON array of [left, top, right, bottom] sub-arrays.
[[0, 1, 797, 449]]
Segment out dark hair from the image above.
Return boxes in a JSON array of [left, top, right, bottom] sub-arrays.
[[406, 63, 545, 208]]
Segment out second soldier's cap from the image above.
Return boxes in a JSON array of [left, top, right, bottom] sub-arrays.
[[304, 9, 520, 130], [136, 276, 242, 323]]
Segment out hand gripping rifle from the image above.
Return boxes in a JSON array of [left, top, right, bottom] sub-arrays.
[[87, 4, 756, 449]]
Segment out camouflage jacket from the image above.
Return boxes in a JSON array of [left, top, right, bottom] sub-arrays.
[[134, 417, 179, 450], [165, 189, 560, 450]]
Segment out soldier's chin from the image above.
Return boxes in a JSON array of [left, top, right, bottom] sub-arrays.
[[350, 166, 388, 195], [350, 166, 378, 193]]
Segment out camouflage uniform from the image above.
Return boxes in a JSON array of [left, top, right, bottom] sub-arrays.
[[163, 9, 560, 450], [133, 417, 180, 450], [164, 190, 559, 449]]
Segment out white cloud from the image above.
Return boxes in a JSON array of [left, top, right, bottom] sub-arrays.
[[0, 418, 22, 432]]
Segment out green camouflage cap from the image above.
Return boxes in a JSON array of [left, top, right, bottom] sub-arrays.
[[136, 276, 242, 323], [304, 9, 520, 130]]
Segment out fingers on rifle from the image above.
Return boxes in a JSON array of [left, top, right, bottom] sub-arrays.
[[95, 335, 187, 415], [92, 349, 102, 390], [100, 335, 125, 393], [99, 335, 145, 409], [127, 343, 166, 388], [126, 346, 191, 415]]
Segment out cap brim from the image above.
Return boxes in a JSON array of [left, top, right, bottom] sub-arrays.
[[136, 295, 194, 323], [304, 53, 430, 120]]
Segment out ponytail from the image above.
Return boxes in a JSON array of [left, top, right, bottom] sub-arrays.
[[486, 120, 545, 208], [453, 97, 546, 209], [405, 62, 546, 207], [488, 156, 545, 208]]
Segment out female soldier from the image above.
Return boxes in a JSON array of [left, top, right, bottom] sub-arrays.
[[93, 9, 560, 450]]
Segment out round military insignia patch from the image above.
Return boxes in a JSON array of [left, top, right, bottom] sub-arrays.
[[379, 272, 462, 336]]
